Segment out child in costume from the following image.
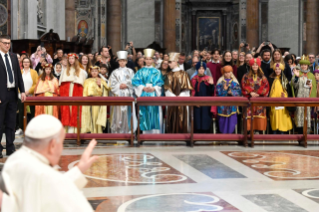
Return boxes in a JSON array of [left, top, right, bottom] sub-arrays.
[[216, 65, 242, 134], [191, 61, 214, 133], [268, 63, 293, 134]]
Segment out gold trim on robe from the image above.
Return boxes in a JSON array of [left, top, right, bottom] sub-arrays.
[[81, 78, 110, 133]]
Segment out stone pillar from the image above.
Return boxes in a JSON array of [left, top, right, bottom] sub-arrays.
[[65, 1, 75, 41], [191, 11, 196, 50], [164, 0, 176, 53], [306, 0, 319, 54], [107, 0, 122, 52], [246, 0, 259, 48]]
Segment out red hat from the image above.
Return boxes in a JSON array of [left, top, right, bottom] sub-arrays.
[[21, 51, 26, 54], [249, 58, 261, 67]]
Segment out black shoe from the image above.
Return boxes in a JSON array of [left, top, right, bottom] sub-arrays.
[[0, 152, 3, 158], [6, 150, 15, 156]]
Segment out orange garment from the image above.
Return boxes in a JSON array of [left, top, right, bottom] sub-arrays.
[[34, 77, 59, 118]]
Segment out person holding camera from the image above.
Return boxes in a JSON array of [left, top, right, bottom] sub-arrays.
[[30, 46, 53, 69], [255, 41, 275, 55], [239, 42, 251, 54]]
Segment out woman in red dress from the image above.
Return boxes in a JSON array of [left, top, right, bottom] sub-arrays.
[[59, 53, 88, 133]]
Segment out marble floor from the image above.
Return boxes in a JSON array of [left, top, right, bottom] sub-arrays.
[[3, 136, 319, 211]]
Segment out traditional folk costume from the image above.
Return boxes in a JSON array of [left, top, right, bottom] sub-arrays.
[[132, 49, 164, 133], [241, 58, 270, 131], [268, 63, 293, 133], [191, 61, 214, 132], [81, 66, 110, 134], [34, 64, 59, 119], [59, 54, 87, 133], [2, 115, 94, 212], [216, 65, 242, 134], [291, 55, 317, 132], [164, 53, 193, 133], [109, 51, 137, 133]]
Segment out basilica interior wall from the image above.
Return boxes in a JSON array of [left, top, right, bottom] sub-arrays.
[[268, 0, 300, 55]]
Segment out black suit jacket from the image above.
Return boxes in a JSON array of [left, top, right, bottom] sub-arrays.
[[0, 52, 25, 101], [182, 62, 191, 71]]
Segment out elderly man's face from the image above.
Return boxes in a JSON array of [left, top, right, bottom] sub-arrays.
[[50, 128, 65, 166], [192, 58, 199, 67]]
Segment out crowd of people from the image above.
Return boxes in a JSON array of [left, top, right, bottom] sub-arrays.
[[10, 38, 319, 138]]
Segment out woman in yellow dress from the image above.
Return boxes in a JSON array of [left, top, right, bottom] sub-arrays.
[[268, 63, 293, 134], [81, 66, 110, 133], [34, 64, 59, 118]]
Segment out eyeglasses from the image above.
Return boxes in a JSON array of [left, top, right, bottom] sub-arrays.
[[309, 57, 315, 59], [1, 41, 10, 45]]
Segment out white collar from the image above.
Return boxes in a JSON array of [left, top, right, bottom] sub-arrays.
[[0, 50, 8, 57], [22, 145, 50, 166], [172, 67, 181, 72], [118, 66, 126, 69], [23, 68, 30, 73], [212, 60, 219, 64]]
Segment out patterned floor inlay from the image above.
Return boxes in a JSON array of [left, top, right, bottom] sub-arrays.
[[223, 151, 319, 180], [174, 154, 246, 179], [294, 188, 319, 203], [243, 194, 307, 212], [59, 153, 195, 187], [88, 192, 241, 212]]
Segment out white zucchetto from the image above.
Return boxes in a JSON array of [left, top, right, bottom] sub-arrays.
[[25, 115, 63, 139]]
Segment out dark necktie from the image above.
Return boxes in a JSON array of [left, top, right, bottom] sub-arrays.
[[5, 54, 13, 83]]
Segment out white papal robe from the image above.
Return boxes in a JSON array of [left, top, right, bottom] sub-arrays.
[[1, 146, 93, 212], [109, 67, 137, 133]]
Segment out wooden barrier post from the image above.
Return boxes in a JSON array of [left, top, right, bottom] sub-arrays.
[[303, 106, 308, 148], [137, 105, 140, 146], [130, 102, 134, 146], [190, 106, 194, 147], [250, 103, 254, 147], [243, 106, 248, 147], [77, 106, 81, 146]]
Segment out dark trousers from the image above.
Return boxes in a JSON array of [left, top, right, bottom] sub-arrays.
[[0, 89, 18, 152]]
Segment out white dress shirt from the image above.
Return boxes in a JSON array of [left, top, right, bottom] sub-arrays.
[[179, 63, 185, 71], [0, 50, 15, 88]]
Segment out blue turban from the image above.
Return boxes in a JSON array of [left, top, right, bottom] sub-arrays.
[[195, 61, 207, 71]]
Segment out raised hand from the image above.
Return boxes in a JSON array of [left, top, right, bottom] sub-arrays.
[[77, 139, 99, 173]]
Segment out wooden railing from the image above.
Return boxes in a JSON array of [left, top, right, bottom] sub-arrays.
[[24, 97, 135, 146], [24, 96, 319, 148], [250, 97, 319, 148], [136, 97, 249, 147]]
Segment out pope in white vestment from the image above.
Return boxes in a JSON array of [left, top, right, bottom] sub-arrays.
[[1, 115, 98, 212]]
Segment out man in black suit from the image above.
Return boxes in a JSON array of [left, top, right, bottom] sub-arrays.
[[0, 35, 25, 157], [95, 46, 117, 75], [178, 53, 191, 71]]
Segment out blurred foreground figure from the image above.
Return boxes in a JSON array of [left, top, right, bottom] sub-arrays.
[[1, 115, 98, 212]]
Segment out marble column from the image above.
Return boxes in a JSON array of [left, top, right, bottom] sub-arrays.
[[191, 11, 196, 50], [164, 0, 176, 53], [107, 0, 122, 52], [65, 1, 75, 41], [306, 0, 319, 54], [246, 0, 259, 48]]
